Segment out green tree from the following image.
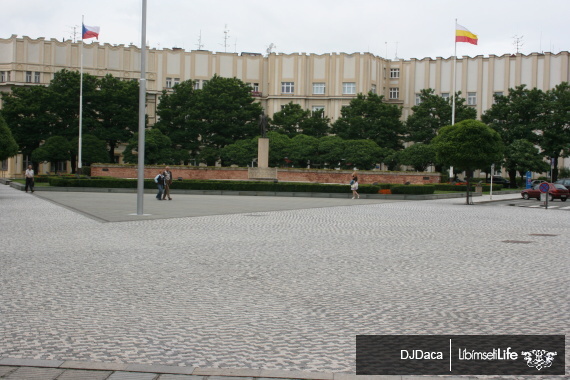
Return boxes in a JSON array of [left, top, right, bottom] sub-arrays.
[[432, 119, 504, 204], [299, 109, 331, 138], [31, 136, 72, 170], [482, 85, 546, 183], [317, 136, 346, 168], [195, 75, 263, 165], [405, 89, 476, 144], [267, 131, 292, 167], [93, 74, 139, 162], [332, 92, 404, 150], [71, 134, 110, 166], [154, 80, 202, 164], [505, 139, 550, 183], [1, 85, 55, 162], [123, 129, 175, 165], [220, 138, 258, 167], [288, 134, 319, 167], [48, 69, 99, 138], [0, 114, 19, 161], [1, 69, 99, 172], [398, 143, 436, 172], [270, 102, 310, 137], [343, 140, 383, 170], [540, 82, 570, 181]]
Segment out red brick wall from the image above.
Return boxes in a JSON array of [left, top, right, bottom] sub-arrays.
[[91, 165, 440, 184]]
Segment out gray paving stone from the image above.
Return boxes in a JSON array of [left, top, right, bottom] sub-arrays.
[[56, 369, 113, 380], [106, 371, 158, 380], [0, 185, 568, 377], [0, 367, 17, 377], [1, 367, 64, 379], [0, 358, 64, 368], [158, 375, 204, 380], [258, 371, 334, 380], [126, 363, 193, 375], [61, 361, 128, 371]]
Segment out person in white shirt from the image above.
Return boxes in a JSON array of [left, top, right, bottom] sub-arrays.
[[25, 165, 35, 193]]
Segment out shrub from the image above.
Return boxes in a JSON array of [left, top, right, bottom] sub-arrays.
[[390, 185, 435, 195], [46, 177, 385, 194], [434, 184, 502, 192]]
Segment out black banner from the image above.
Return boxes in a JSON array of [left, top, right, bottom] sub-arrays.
[[356, 335, 565, 375]]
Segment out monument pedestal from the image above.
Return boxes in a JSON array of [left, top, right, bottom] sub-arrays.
[[248, 138, 277, 180]]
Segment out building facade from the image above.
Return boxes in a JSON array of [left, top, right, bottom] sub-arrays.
[[1, 34, 569, 176]]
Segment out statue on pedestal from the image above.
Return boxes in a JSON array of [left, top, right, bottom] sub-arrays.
[[259, 113, 268, 138]]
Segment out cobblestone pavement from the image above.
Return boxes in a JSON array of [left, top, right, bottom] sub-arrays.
[[0, 185, 568, 377]]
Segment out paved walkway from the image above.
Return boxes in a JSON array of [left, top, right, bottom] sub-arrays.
[[0, 184, 567, 379]]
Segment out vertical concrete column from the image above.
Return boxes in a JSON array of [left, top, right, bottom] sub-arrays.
[[258, 138, 269, 169]]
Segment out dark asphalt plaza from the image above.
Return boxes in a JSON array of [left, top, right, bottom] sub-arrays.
[[0, 184, 568, 378]]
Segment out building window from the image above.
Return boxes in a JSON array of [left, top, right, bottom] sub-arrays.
[[390, 68, 400, 78], [194, 80, 201, 90], [165, 77, 172, 88], [173, 78, 180, 86], [415, 93, 422, 105], [441, 92, 450, 100], [370, 84, 377, 94], [493, 91, 504, 104], [343, 82, 356, 94], [34, 72, 40, 83], [467, 92, 477, 105], [312, 106, 325, 117], [0, 71, 8, 82], [389, 87, 399, 99], [252, 83, 259, 92], [313, 82, 325, 94], [55, 161, 67, 173], [281, 82, 294, 94], [26, 71, 32, 83]]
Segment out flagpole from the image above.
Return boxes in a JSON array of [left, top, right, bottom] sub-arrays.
[[452, 18, 457, 126], [450, 18, 457, 180], [136, 0, 147, 215], [78, 15, 84, 174]]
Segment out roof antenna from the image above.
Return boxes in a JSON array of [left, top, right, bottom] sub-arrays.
[[196, 30, 204, 50], [266, 43, 276, 55], [222, 24, 230, 52], [394, 42, 399, 60], [513, 35, 524, 54]]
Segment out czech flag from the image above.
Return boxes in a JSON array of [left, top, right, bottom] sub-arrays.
[[455, 24, 478, 45], [82, 24, 100, 40]]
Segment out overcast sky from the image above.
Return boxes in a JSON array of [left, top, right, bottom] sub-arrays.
[[2, 0, 569, 60]]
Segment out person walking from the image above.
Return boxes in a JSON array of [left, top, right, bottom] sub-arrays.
[[162, 166, 173, 200], [154, 171, 165, 200], [350, 173, 360, 199], [25, 164, 35, 193]]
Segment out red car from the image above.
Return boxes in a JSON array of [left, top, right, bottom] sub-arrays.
[[521, 183, 569, 201]]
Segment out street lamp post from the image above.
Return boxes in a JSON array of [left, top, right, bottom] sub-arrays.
[[136, 0, 147, 215]]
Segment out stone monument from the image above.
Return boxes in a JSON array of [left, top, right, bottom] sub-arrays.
[[248, 113, 277, 180]]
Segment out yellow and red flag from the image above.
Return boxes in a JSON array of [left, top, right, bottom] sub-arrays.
[[456, 24, 478, 45]]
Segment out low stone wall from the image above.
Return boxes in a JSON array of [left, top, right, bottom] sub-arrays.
[[91, 165, 440, 185]]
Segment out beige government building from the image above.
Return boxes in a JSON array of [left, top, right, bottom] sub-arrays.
[[1, 34, 569, 177]]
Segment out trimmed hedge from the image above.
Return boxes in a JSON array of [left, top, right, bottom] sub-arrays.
[[47, 177, 385, 193], [391, 185, 435, 195], [46, 177, 444, 195]]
